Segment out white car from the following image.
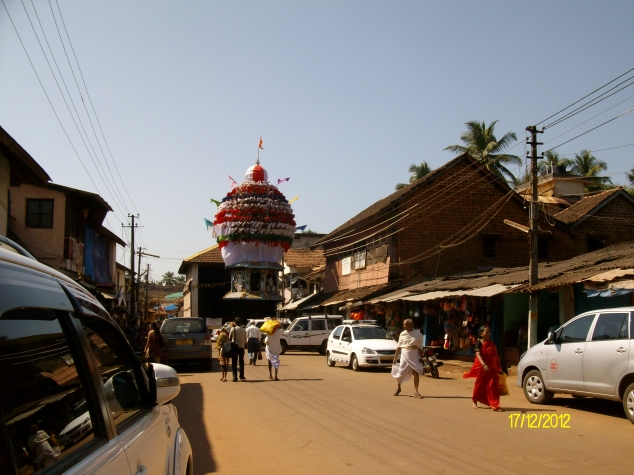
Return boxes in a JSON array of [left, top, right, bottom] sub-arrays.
[[326, 323, 398, 371], [517, 307, 634, 424], [0, 238, 192, 475], [281, 315, 343, 355]]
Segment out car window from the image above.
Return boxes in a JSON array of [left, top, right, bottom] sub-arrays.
[[559, 315, 594, 343], [162, 320, 205, 333], [332, 327, 343, 340], [311, 320, 326, 331], [591, 313, 629, 341], [327, 319, 339, 330], [341, 327, 351, 341], [352, 327, 389, 340], [292, 320, 309, 331], [78, 317, 147, 433], [0, 309, 100, 474]]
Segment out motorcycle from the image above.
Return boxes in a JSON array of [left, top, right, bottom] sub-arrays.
[[419, 347, 443, 379]]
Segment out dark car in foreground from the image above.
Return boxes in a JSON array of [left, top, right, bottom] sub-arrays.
[[160, 317, 213, 370]]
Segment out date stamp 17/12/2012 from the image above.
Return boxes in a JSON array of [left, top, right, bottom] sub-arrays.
[[509, 413, 570, 429]]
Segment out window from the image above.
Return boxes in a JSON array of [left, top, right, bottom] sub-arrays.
[[587, 235, 607, 252], [332, 327, 343, 340], [292, 320, 309, 332], [162, 319, 205, 333], [327, 319, 340, 330], [26, 199, 54, 228], [559, 315, 594, 343], [482, 236, 496, 259], [310, 320, 326, 331], [341, 327, 352, 341], [538, 237, 550, 260], [0, 309, 99, 474], [591, 313, 629, 341], [352, 251, 366, 270], [352, 327, 389, 340], [77, 317, 147, 433]]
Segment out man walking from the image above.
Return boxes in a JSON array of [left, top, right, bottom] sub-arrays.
[[392, 318, 425, 398], [246, 320, 262, 365], [229, 317, 248, 381]]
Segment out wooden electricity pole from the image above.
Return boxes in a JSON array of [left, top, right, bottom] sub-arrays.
[[123, 215, 139, 319], [526, 125, 543, 349]]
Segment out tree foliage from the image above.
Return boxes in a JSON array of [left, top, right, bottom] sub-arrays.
[[395, 161, 432, 190], [444, 120, 520, 184], [569, 150, 613, 192]]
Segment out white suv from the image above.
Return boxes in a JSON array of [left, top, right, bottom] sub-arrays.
[[326, 322, 398, 371], [280, 316, 343, 355], [517, 307, 634, 424], [0, 239, 192, 474]]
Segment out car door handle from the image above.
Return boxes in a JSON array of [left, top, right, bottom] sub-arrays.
[[617, 347, 627, 353], [574, 349, 583, 354], [135, 466, 147, 475]]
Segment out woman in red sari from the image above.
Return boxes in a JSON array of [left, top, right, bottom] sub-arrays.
[[463, 326, 502, 411]]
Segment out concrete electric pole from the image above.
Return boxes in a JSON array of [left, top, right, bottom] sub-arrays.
[[526, 125, 543, 349]]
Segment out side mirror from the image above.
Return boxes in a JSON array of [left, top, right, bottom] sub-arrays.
[[342, 337, 351, 343], [151, 363, 181, 405], [546, 331, 556, 344]]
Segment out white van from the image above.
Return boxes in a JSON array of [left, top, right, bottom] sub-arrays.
[[280, 315, 344, 355]]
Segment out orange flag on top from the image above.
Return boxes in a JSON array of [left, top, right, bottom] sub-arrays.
[[259, 137, 264, 149]]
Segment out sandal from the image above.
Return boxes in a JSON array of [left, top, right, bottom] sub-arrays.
[[414, 393, 424, 399], [393, 389, 401, 396]]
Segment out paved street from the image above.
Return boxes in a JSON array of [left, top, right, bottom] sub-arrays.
[[172, 351, 631, 475]]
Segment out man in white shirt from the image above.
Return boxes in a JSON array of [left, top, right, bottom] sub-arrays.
[[392, 319, 425, 398], [246, 320, 262, 365]]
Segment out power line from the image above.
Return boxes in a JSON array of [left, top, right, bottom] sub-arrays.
[[545, 107, 634, 153], [45, 0, 132, 215], [12, 0, 127, 223], [557, 143, 634, 156], [536, 66, 634, 126], [52, 0, 140, 215], [544, 75, 634, 129]]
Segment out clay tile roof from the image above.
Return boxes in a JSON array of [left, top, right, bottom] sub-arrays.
[[554, 188, 627, 225], [183, 245, 224, 264], [312, 153, 513, 247], [284, 248, 325, 268]]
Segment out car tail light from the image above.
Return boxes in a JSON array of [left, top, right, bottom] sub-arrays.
[[425, 349, 434, 357], [204, 332, 211, 345]]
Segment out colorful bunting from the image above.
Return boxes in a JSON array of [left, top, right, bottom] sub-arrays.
[[210, 198, 221, 206], [295, 225, 307, 231], [259, 137, 264, 149], [277, 177, 290, 185], [228, 176, 238, 188], [288, 196, 300, 203], [204, 218, 213, 230]]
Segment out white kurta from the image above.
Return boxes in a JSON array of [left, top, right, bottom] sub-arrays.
[[265, 330, 282, 369]]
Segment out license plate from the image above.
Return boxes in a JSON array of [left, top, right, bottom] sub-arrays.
[[380, 356, 393, 362], [175, 339, 193, 346]]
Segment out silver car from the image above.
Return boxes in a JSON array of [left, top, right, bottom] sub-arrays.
[[517, 307, 634, 424]]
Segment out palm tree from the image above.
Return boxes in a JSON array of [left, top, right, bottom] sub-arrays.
[[395, 161, 432, 190], [444, 120, 520, 183], [161, 271, 177, 286], [627, 167, 634, 186], [175, 274, 186, 285], [539, 150, 571, 175], [569, 150, 612, 192]]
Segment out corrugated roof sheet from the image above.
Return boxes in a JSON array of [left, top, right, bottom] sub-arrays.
[[297, 283, 396, 310]]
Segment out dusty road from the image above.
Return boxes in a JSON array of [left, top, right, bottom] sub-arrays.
[[172, 351, 631, 475]]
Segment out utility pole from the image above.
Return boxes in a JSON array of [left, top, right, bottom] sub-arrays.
[[144, 263, 150, 321], [136, 246, 144, 312], [526, 126, 543, 349], [123, 215, 139, 320], [136, 250, 159, 320]]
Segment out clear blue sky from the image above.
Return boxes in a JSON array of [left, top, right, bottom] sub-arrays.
[[1, 0, 633, 280]]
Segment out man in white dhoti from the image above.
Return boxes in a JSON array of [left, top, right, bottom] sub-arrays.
[[392, 319, 425, 398], [265, 323, 282, 381]]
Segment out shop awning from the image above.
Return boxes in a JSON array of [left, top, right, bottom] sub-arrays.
[[367, 291, 413, 304], [281, 292, 321, 311], [402, 284, 516, 302]]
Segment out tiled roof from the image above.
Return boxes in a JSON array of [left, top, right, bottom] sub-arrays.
[[297, 283, 397, 309], [312, 153, 513, 247], [183, 245, 224, 264], [284, 248, 325, 268], [554, 188, 627, 225]]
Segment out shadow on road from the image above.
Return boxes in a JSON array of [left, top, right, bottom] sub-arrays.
[[548, 397, 627, 420], [241, 378, 323, 383], [499, 407, 556, 413], [173, 382, 217, 475]]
